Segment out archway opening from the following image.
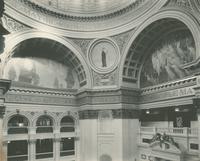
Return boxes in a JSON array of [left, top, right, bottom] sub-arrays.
[[60, 116, 75, 132], [122, 18, 196, 88], [3, 38, 87, 89], [7, 115, 29, 134]]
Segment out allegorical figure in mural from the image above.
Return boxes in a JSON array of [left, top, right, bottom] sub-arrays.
[[101, 47, 107, 67], [0, 0, 9, 54]]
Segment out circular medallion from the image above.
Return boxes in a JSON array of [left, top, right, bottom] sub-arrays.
[[88, 39, 120, 74]]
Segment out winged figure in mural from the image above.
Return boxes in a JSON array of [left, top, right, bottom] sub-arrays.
[[150, 132, 179, 149]]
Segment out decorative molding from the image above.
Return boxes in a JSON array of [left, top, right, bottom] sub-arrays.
[[98, 110, 113, 120], [165, 0, 191, 9], [141, 86, 195, 103], [5, 93, 76, 106], [4, 0, 167, 38], [93, 70, 118, 87], [2, 15, 30, 33], [112, 109, 139, 119], [119, 9, 200, 87], [87, 38, 120, 74], [111, 30, 135, 54], [8, 86, 77, 97], [5, 0, 148, 21], [2, 31, 92, 88], [70, 38, 92, 56], [79, 110, 98, 120], [76, 88, 140, 106], [141, 76, 196, 94], [79, 109, 139, 120], [3, 110, 77, 129]]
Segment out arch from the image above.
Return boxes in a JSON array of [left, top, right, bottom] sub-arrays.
[[58, 111, 78, 127], [32, 111, 57, 127], [2, 30, 92, 88], [119, 8, 200, 88], [3, 111, 32, 129]]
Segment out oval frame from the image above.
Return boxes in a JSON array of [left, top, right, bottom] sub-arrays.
[[87, 38, 120, 74]]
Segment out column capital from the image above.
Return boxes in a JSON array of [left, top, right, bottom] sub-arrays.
[[54, 138, 61, 142], [28, 139, 36, 144], [0, 79, 11, 95]]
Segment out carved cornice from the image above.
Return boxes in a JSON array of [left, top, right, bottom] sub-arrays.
[[4, 0, 167, 38], [140, 76, 196, 103], [8, 0, 147, 21], [5, 84, 77, 106], [141, 76, 196, 95], [8, 87, 77, 97], [79, 109, 139, 120], [76, 88, 140, 106], [2, 15, 30, 33]]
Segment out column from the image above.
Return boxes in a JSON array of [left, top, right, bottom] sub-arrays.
[[54, 125, 61, 161], [54, 137, 61, 161], [0, 106, 5, 161], [29, 139, 36, 161], [2, 141, 7, 161], [197, 109, 200, 158]]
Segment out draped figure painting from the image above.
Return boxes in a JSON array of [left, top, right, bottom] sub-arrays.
[[140, 31, 196, 88]]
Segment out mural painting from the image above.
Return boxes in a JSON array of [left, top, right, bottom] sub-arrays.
[[140, 31, 196, 88], [3, 57, 78, 89]]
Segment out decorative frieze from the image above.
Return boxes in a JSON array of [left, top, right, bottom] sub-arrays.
[[5, 93, 76, 106], [76, 88, 139, 106], [93, 70, 118, 87], [79, 109, 139, 120], [4, 0, 167, 38], [70, 38, 92, 56], [112, 30, 135, 54], [141, 86, 195, 103], [5, 0, 148, 21], [2, 15, 30, 33], [164, 0, 191, 9]]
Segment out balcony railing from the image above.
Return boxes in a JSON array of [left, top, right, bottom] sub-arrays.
[[140, 127, 198, 137], [8, 154, 28, 161], [8, 127, 28, 134], [36, 152, 53, 159], [60, 150, 75, 157]]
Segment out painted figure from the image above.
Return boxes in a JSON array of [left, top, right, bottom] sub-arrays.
[[101, 47, 107, 67]]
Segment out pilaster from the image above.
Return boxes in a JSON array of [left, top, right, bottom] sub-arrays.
[[0, 106, 5, 161], [54, 137, 61, 161], [0, 79, 11, 161], [197, 109, 200, 158], [28, 139, 36, 161]]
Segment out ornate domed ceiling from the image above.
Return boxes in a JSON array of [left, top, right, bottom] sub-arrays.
[[4, 0, 167, 38], [30, 0, 135, 17]]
